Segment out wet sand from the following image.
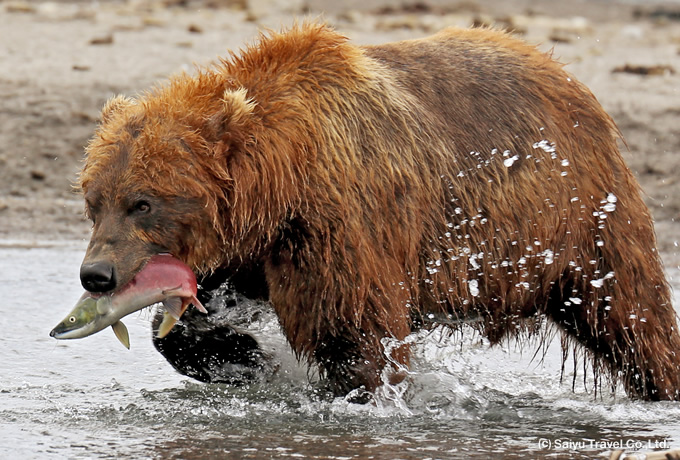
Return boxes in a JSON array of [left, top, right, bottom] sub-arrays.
[[1, 0, 678, 262]]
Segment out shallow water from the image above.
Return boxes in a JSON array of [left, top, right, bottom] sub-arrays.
[[2, 243, 680, 459]]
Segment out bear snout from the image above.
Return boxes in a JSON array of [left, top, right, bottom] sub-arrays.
[[80, 261, 117, 293]]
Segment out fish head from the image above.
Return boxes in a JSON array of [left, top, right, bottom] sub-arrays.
[[50, 294, 113, 340]]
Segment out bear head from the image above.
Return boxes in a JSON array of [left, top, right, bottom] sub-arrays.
[[78, 82, 268, 293]]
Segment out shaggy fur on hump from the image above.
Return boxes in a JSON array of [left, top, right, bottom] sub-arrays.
[[81, 23, 680, 399]]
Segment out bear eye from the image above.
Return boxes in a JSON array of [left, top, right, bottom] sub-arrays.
[[130, 200, 151, 215], [85, 199, 98, 224]]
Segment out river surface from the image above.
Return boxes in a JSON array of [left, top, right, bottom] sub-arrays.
[[2, 242, 680, 459]]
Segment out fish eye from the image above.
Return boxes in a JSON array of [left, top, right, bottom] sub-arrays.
[[69, 316, 77, 323]]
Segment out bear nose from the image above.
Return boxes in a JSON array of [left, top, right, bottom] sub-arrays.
[[80, 262, 117, 293]]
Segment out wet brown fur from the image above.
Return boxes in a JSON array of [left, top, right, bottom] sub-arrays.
[[80, 23, 680, 399]]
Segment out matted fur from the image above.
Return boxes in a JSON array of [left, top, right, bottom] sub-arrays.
[[80, 23, 680, 399]]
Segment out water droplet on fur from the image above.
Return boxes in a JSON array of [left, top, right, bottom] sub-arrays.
[[602, 194, 617, 212], [543, 249, 554, 265], [533, 140, 556, 154], [503, 155, 519, 167], [468, 279, 480, 297]]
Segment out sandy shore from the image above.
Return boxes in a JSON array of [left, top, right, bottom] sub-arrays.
[[1, 0, 679, 265]]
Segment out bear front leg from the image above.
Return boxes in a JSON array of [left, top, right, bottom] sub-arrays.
[[266, 218, 414, 398], [313, 331, 382, 399], [313, 328, 412, 400], [152, 307, 272, 384], [311, 325, 409, 397], [152, 266, 275, 385], [270, 278, 413, 399]]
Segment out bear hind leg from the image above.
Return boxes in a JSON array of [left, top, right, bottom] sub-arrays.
[[545, 273, 680, 400]]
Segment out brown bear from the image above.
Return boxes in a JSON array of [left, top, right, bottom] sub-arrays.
[[78, 23, 680, 400]]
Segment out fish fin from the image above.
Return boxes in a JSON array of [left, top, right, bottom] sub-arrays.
[[112, 321, 130, 349], [156, 312, 178, 339], [162, 297, 184, 320], [191, 296, 207, 314], [161, 286, 206, 315]]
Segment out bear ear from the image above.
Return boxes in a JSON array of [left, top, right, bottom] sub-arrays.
[[212, 87, 257, 152], [100, 95, 136, 124], [222, 87, 256, 128]]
